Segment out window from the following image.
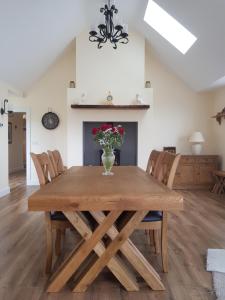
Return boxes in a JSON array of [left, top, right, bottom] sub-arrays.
[[144, 0, 197, 54]]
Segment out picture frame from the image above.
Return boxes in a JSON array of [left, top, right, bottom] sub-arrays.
[[8, 122, 12, 144]]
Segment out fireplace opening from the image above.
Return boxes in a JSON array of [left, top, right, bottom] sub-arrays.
[[83, 122, 138, 166]]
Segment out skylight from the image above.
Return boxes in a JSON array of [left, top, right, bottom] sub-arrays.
[[144, 0, 197, 54]]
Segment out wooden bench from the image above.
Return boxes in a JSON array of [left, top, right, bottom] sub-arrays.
[[212, 170, 225, 195]]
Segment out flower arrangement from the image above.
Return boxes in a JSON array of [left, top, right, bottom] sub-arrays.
[[92, 123, 125, 175], [92, 123, 125, 150]]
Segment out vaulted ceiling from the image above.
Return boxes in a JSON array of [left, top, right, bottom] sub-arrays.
[[0, 0, 225, 92]]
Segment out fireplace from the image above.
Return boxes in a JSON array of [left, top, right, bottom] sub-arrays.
[[83, 122, 138, 166]]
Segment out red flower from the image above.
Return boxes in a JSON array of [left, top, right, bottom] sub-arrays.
[[92, 127, 99, 135], [118, 127, 125, 135], [101, 123, 112, 131]]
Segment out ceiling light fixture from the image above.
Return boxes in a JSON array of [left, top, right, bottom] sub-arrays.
[[89, 0, 129, 49], [144, 0, 197, 54]]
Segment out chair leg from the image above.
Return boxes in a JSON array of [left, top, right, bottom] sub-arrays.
[[45, 212, 53, 274], [161, 212, 168, 272], [145, 229, 149, 243], [149, 230, 154, 247], [55, 229, 62, 257], [61, 228, 66, 243], [153, 230, 160, 254]]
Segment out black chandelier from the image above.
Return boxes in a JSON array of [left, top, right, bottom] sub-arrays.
[[89, 0, 129, 49]]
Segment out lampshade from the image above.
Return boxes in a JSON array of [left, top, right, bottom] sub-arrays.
[[189, 131, 205, 143]]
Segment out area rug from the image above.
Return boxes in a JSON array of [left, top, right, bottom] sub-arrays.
[[207, 249, 225, 300]]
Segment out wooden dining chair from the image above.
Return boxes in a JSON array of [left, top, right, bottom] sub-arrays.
[[30, 152, 72, 274], [31, 152, 57, 183], [146, 149, 161, 175], [48, 150, 67, 175], [138, 151, 181, 272]]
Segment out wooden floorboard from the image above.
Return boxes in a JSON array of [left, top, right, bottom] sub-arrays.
[[0, 171, 224, 299]]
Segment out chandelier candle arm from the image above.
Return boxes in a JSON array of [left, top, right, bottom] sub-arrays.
[[89, 0, 129, 49]]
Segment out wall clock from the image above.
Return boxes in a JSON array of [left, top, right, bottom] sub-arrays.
[[42, 112, 59, 130]]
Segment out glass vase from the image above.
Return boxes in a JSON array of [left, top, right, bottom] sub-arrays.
[[101, 148, 115, 176]]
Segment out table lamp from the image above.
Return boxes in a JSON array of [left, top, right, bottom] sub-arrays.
[[189, 131, 205, 155]]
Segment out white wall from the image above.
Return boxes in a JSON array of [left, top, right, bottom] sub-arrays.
[[0, 82, 11, 196], [145, 45, 214, 154], [68, 31, 154, 169], [0, 31, 221, 192], [10, 41, 75, 185], [67, 34, 215, 170], [211, 87, 225, 168], [75, 30, 145, 104]]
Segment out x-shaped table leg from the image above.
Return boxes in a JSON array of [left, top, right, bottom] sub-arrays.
[[89, 211, 165, 291], [47, 210, 142, 292], [73, 211, 165, 292], [64, 211, 139, 291], [47, 210, 121, 292]]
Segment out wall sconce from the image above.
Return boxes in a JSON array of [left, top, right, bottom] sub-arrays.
[[0, 99, 13, 115]]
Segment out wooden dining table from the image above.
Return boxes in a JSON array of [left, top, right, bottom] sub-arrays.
[[28, 166, 183, 293]]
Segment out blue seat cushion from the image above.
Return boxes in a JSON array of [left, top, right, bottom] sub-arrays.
[[50, 211, 67, 221], [142, 211, 162, 222]]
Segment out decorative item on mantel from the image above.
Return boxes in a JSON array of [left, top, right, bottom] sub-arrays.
[[79, 92, 87, 104], [145, 81, 151, 88], [189, 131, 205, 155], [92, 123, 125, 175], [212, 107, 225, 125], [106, 91, 113, 105], [69, 81, 75, 88], [89, 0, 129, 49], [135, 93, 144, 105]]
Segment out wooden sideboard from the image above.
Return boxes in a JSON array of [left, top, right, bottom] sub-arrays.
[[173, 155, 219, 190]]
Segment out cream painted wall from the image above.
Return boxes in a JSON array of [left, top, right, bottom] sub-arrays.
[[0, 81, 10, 196], [0, 32, 220, 192], [211, 87, 225, 168], [145, 44, 214, 154], [76, 30, 145, 104], [8, 113, 26, 174], [68, 31, 154, 169], [11, 41, 75, 185], [67, 32, 215, 170]]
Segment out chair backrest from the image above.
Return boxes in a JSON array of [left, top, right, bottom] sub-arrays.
[[146, 150, 164, 177], [153, 151, 167, 179], [156, 152, 181, 189], [52, 150, 65, 174], [30, 152, 56, 186], [47, 150, 59, 176]]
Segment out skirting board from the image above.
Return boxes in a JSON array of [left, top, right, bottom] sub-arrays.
[[0, 186, 10, 198], [27, 180, 39, 186]]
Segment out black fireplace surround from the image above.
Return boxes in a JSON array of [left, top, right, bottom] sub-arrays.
[[83, 122, 138, 166]]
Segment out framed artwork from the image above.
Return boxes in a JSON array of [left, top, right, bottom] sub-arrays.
[[8, 122, 12, 144], [163, 146, 176, 154]]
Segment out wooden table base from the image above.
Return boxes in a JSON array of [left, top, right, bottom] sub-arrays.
[[47, 211, 165, 293]]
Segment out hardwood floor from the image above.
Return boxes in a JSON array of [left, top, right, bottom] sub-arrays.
[[0, 172, 225, 299]]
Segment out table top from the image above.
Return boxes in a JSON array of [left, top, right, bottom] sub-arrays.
[[28, 166, 183, 212]]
